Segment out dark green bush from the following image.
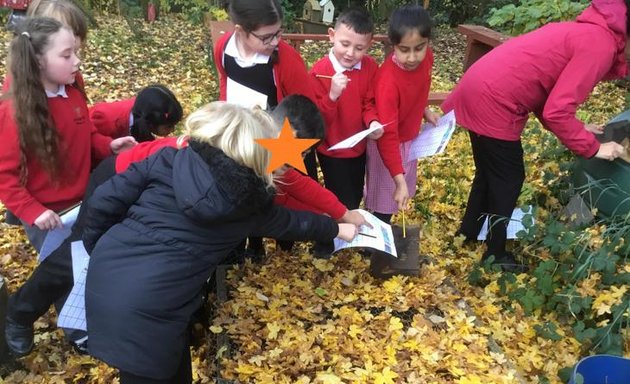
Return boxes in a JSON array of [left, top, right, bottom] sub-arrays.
[[487, 0, 588, 35]]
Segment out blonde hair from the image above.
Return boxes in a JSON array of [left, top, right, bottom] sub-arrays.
[[186, 102, 275, 186]]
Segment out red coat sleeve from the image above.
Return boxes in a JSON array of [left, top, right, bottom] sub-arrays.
[[275, 41, 318, 103], [274, 168, 347, 220], [213, 32, 231, 102], [310, 58, 339, 130], [375, 63, 404, 177], [537, 36, 613, 158], [0, 104, 47, 224], [89, 98, 135, 139], [361, 58, 379, 127]]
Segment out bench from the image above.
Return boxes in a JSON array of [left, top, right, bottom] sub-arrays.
[[457, 24, 510, 71], [207, 20, 446, 106]]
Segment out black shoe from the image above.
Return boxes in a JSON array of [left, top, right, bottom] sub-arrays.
[[70, 339, 89, 355], [482, 252, 528, 273], [4, 317, 34, 357], [244, 246, 265, 263], [311, 242, 333, 259]]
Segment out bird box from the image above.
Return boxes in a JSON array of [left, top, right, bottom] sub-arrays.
[[319, 0, 335, 24], [303, 0, 322, 22]]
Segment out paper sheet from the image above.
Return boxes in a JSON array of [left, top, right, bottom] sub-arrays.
[[477, 206, 534, 241], [57, 241, 89, 331], [226, 77, 268, 109], [407, 110, 456, 161], [328, 121, 392, 151], [39, 204, 81, 262], [333, 209, 397, 257]]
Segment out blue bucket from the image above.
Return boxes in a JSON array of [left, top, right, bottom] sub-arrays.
[[568, 355, 630, 384]]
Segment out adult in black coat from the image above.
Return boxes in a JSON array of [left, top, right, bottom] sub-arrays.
[[82, 102, 358, 384]]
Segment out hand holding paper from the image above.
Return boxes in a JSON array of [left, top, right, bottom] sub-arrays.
[[407, 110, 456, 161], [329, 121, 392, 151]]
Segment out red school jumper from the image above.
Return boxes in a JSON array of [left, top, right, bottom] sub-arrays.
[[213, 32, 316, 104], [0, 86, 112, 224], [310, 54, 379, 159], [89, 98, 136, 139], [115, 139, 346, 219], [375, 48, 434, 177]]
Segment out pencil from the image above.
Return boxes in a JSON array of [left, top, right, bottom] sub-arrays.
[[315, 74, 351, 81], [402, 209, 406, 238], [358, 232, 376, 239], [58, 201, 82, 216]]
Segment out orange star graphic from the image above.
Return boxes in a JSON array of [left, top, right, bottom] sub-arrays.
[[255, 117, 320, 174]]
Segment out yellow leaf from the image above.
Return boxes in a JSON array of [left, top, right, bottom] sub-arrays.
[[373, 367, 398, 384]]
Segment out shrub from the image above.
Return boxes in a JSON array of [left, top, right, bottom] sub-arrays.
[[487, 0, 588, 35]]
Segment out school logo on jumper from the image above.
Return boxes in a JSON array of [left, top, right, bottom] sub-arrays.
[[255, 117, 319, 174], [73, 106, 86, 125]]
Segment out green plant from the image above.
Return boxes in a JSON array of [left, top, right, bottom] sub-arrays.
[[487, 0, 589, 35]]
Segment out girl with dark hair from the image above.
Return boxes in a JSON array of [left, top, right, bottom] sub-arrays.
[[0, 17, 135, 252], [441, 0, 628, 270], [89, 84, 184, 142], [213, 0, 316, 111], [365, 4, 438, 225]]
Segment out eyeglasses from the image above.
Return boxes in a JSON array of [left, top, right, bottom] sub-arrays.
[[249, 28, 283, 45]]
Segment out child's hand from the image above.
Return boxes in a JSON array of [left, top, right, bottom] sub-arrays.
[[585, 123, 604, 134], [34, 209, 62, 231], [339, 209, 372, 228], [595, 141, 624, 161], [111, 136, 138, 154], [393, 174, 409, 210], [337, 223, 359, 242], [424, 108, 440, 126], [367, 121, 384, 140], [329, 72, 349, 101]]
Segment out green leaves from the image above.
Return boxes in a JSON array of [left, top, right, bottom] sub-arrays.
[[488, 0, 589, 35]]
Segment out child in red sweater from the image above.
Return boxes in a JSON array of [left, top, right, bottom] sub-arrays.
[[213, 0, 320, 182], [89, 84, 183, 142], [0, 18, 135, 252], [1, 17, 135, 358], [309, 8, 382, 256], [2, 0, 89, 96], [365, 5, 439, 224]]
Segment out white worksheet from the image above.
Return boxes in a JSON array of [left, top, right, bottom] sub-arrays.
[[408, 110, 456, 161]]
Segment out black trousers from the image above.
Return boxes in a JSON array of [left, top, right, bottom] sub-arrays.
[[459, 131, 524, 258], [119, 342, 192, 384], [317, 152, 366, 210], [303, 148, 319, 183], [6, 156, 117, 338]]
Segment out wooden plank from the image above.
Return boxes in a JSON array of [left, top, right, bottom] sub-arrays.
[[428, 91, 448, 106], [457, 24, 510, 47], [457, 24, 510, 71]]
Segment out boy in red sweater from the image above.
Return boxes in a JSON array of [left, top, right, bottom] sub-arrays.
[[365, 4, 439, 225], [310, 8, 383, 255]]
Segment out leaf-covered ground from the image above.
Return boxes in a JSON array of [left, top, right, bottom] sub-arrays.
[[0, 14, 628, 384]]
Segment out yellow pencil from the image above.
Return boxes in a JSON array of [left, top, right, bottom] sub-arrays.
[[315, 74, 351, 81], [402, 209, 406, 238]]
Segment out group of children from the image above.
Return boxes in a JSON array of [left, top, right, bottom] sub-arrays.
[[0, 0, 629, 382]]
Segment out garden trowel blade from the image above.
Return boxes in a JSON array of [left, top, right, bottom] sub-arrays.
[[369, 225, 422, 279]]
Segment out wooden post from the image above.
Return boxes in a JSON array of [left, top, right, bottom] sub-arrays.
[[424, 0, 430, 9]]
